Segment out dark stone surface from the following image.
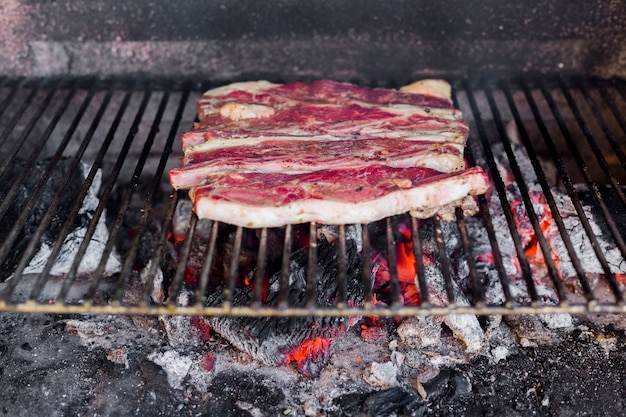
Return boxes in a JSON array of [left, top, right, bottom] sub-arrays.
[[1, 0, 624, 79]]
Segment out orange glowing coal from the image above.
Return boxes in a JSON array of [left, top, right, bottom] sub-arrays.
[[511, 191, 560, 275], [285, 337, 332, 369]]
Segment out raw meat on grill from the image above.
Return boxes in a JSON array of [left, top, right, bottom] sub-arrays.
[[170, 139, 465, 190], [170, 78, 489, 227], [190, 165, 489, 228], [182, 103, 468, 149], [196, 79, 456, 121]]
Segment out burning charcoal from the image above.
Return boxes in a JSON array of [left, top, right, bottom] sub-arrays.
[[201, 371, 286, 416], [422, 263, 484, 353], [0, 158, 84, 281], [363, 387, 425, 417], [1, 158, 121, 283], [201, 238, 364, 378]]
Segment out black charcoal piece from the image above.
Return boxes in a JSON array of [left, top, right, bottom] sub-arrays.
[[0, 158, 85, 282], [203, 237, 364, 378]]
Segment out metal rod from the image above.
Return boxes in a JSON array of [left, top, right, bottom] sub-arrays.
[[411, 217, 431, 308], [500, 81, 595, 305], [455, 208, 484, 307], [0, 77, 25, 120], [194, 220, 219, 306], [483, 81, 568, 306], [305, 222, 318, 308], [11, 81, 99, 301], [385, 217, 402, 309], [81, 87, 152, 302], [278, 224, 293, 308], [252, 227, 269, 306], [225, 226, 244, 308], [432, 216, 456, 305], [462, 80, 541, 305], [53, 85, 131, 302], [558, 76, 626, 210], [169, 214, 198, 305], [0, 79, 42, 158], [526, 79, 623, 304], [451, 85, 514, 308], [587, 81, 626, 167], [142, 190, 179, 305], [361, 223, 374, 307], [112, 88, 173, 303], [336, 224, 347, 306], [0, 81, 75, 301], [120, 85, 191, 306]]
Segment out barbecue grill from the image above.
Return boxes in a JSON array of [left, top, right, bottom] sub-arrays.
[[0, 74, 624, 317]]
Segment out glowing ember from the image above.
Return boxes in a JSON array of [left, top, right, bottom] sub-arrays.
[[190, 316, 212, 343], [285, 337, 333, 378], [371, 220, 421, 306], [201, 352, 215, 372]]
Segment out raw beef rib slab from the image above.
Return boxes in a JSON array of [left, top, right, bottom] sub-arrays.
[[190, 165, 488, 228], [169, 79, 490, 227]]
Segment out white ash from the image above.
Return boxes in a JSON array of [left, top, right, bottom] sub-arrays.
[[148, 350, 194, 391], [64, 315, 160, 351], [140, 259, 165, 304], [22, 165, 122, 277], [491, 345, 510, 363], [496, 142, 626, 281], [421, 263, 485, 354], [539, 313, 573, 330], [543, 188, 626, 281], [364, 361, 400, 389], [318, 224, 363, 252], [172, 199, 194, 239]]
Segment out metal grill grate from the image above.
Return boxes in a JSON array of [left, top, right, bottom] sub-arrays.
[[0, 75, 624, 316]]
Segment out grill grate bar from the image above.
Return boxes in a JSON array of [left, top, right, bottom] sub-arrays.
[[336, 225, 348, 306], [462, 80, 541, 305], [0, 81, 76, 302], [224, 226, 244, 308], [451, 87, 515, 308], [586, 81, 626, 168], [385, 217, 402, 309], [539, 80, 626, 299], [0, 76, 625, 316], [278, 224, 294, 308], [483, 81, 569, 305], [558, 78, 626, 211], [83, 86, 152, 302], [252, 227, 269, 306], [432, 216, 456, 306], [17, 83, 99, 301], [141, 85, 194, 305], [0, 78, 24, 121], [500, 81, 596, 305], [411, 217, 431, 308], [526, 79, 624, 304], [305, 222, 318, 308], [361, 224, 374, 308], [56, 83, 132, 302], [0, 79, 41, 154], [195, 220, 219, 307], [112, 87, 173, 304], [170, 211, 197, 306], [455, 209, 485, 307]]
